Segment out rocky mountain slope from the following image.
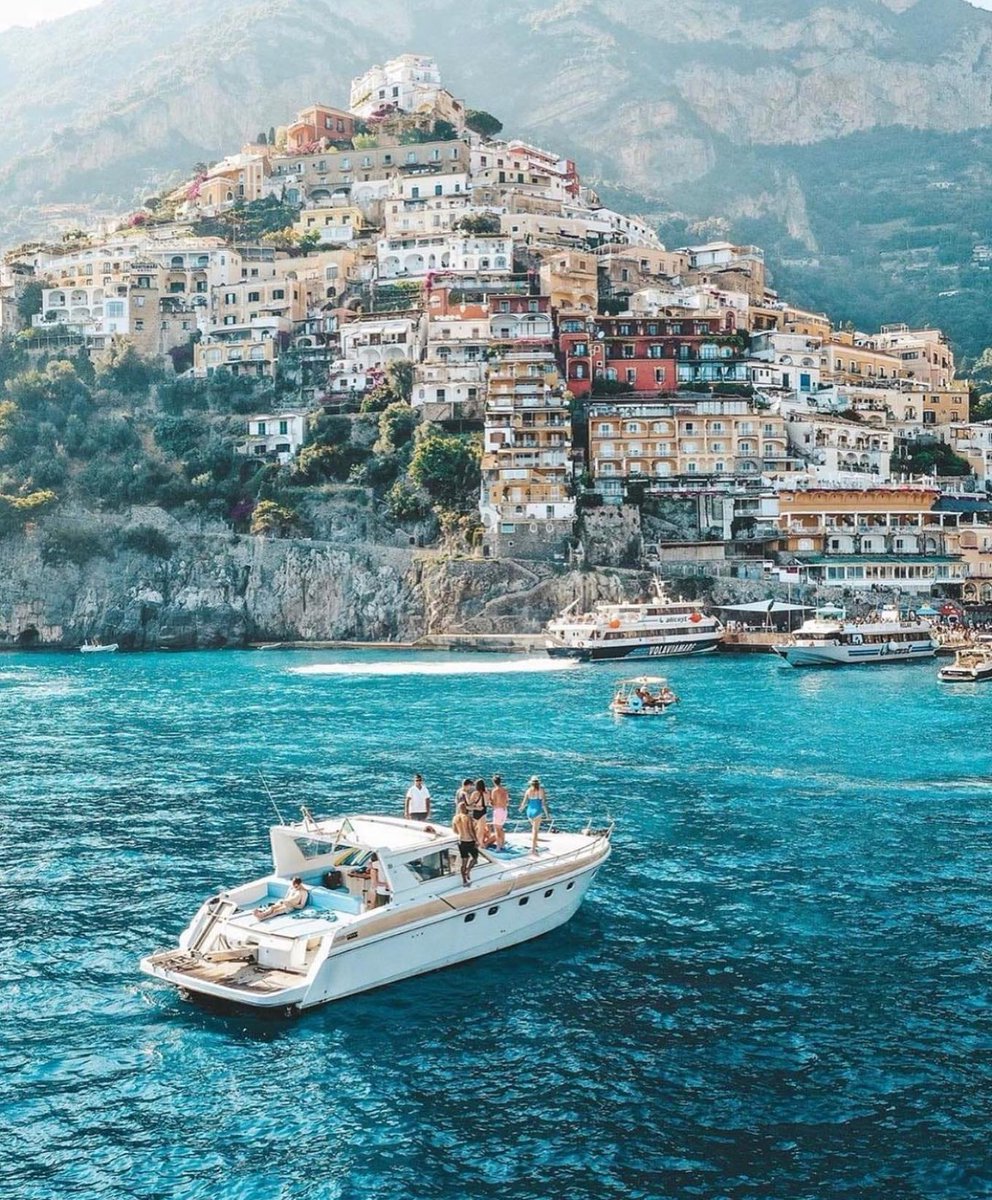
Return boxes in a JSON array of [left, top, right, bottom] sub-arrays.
[[0, 516, 642, 649], [4, 0, 992, 348]]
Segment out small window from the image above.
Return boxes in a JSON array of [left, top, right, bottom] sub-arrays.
[[464, 913, 476, 923], [488, 906, 499, 916], [544, 889, 554, 898], [566, 881, 575, 890], [518, 896, 529, 906]]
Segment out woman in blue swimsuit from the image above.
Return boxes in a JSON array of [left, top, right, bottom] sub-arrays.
[[519, 776, 549, 856]]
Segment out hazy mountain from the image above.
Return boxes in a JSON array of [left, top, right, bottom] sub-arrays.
[[4, 0, 992, 350]]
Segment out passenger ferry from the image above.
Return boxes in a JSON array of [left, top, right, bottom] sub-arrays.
[[546, 581, 723, 662], [140, 810, 612, 1013], [773, 606, 937, 667], [937, 646, 992, 683]]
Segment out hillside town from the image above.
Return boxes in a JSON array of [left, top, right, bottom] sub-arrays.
[[2, 53, 992, 608]]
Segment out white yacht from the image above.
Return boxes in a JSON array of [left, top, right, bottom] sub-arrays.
[[546, 581, 722, 662], [773, 606, 937, 667], [938, 646, 992, 683], [140, 811, 612, 1013]]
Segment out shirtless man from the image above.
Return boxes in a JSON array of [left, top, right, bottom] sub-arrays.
[[490, 774, 510, 850], [452, 799, 478, 886], [253, 876, 308, 920]]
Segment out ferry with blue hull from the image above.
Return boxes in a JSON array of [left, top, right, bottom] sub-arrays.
[[545, 583, 723, 663], [773, 607, 937, 667]]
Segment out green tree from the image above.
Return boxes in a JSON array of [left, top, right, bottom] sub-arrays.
[[0, 488, 57, 535], [375, 401, 417, 453], [250, 499, 300, 536], [95, 337, 159, 392], [465, 110, 503, 138], [409, 429, 481, 512], [16, 280, 43, 325], [456, 213, 501, 236], [385, 476, 430, 522], [385, 359, 415, 404]]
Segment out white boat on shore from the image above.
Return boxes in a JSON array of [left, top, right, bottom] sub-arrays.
[[937, 646, 992, 683], [609, 675, 679, 717], [546, 580, 722, 662], [80, 641, 118, 654], [773, 606, 936, 667], [140, 810, 612, 1013]]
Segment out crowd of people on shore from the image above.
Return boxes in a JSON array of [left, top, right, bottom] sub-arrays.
[[403, 772, 552, 885]]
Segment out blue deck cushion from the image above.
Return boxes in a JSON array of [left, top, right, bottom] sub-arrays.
[[256, 879, 362, 916]]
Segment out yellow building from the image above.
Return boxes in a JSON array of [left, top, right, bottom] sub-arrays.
[[821, 331, 904, 385], [294, 205, 371, 244], [537, 249, 597, 312], [588, 399, 791, 498]]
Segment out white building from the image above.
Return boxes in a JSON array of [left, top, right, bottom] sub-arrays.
[[338, 314, 424, 371], [749, 331, 822, 398], [239, 412, 308, 463], [349, 55, 444, 119], [940, 422, 992, 488], [786, 411, 893, 483], [33, 283, 130, 339], [376, 234, 512, 278]]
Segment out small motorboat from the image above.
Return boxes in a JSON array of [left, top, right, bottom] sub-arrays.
[[610, 675, 679, 717], [80, 641, 119, 654], [937, 647, 992, 683]]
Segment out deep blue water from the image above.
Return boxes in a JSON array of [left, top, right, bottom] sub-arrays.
[[3, 648, 992, 1200]]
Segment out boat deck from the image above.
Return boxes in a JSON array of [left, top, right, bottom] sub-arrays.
[[145, 950, 302, 994]]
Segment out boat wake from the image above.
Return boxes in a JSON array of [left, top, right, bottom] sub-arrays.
[[289, 656, 581, 678]]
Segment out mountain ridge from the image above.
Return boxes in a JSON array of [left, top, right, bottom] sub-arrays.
[[5, 0, 992, 352]]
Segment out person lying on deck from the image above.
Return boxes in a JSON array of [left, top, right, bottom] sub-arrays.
[[253, 876, 309, 920]]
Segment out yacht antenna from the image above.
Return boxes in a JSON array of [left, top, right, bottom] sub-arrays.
[[258, 772, 287, 824]]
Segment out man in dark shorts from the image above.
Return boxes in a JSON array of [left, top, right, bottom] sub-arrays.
[[452, 799, 478, 886]]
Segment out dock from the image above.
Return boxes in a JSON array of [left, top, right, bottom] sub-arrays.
[[718, 631, 782, 654]]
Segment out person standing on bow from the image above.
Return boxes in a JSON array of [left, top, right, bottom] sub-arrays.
[[404, 773, 432, 822], [520, 776, 549, 856], [452, 799, 478, 886], [469, 777, 493, 847], [490, 774, 510, 851]]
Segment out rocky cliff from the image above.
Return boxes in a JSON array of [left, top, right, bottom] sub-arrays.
[[0, 522, 644, 649]]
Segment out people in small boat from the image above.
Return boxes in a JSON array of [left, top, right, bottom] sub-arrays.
[[520, 776, 549, 856], [404, 773, 432, 822], [253, 876, 308, 920], [490, 774, 510, 850], [452, 799, 478, 886]]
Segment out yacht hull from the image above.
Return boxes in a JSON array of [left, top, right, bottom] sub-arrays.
[[141, 852, 607, 1012], [774, 641, 936, 667], [547, 637, 720, 662]]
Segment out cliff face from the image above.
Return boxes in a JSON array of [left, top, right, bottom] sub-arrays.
[[0, 527, 642, 649]]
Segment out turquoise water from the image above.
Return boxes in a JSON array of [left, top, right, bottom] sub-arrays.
[[3, 648, 992, 1199]]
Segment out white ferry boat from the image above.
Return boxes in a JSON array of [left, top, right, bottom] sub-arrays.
[[773, 606, 937, 667], [140, 810, 612, 1013], [937, 646, 992, 683], [546, 581, 722, 662]]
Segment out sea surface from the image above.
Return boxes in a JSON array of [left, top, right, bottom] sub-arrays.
[[3, 648, 992, 1200]]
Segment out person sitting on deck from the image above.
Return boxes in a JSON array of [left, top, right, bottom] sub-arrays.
[[253, 876, 308, 920]]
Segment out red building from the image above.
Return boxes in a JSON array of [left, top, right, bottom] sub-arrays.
[[557, 312, 744, 397]]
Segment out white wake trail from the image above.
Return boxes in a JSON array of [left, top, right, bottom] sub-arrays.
[[289, 656, 582, 678]]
